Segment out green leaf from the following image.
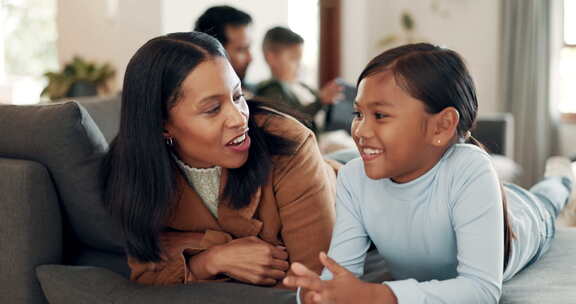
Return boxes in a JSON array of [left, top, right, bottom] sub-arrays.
[[401, 11, 415, 31]]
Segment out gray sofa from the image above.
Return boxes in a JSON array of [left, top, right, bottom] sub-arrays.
[[0, 97, 575, 304]]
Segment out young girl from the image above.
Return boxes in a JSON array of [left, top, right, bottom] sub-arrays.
[[283, 43, 574, 303]]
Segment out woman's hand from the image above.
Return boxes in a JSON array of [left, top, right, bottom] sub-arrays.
[[199, 236, 290, 285], [284, 252, 398, 304]]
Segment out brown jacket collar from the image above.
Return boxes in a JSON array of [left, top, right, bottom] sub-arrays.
[[168, 169, 264, 238]]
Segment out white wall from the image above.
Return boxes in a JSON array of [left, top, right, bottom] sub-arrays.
[[161, 0, 290, 85], [341, 0, 501, 115], [57, 0, 162, 90], [341, 0, 369, 86]]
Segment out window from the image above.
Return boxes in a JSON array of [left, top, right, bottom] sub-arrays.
[[288, 0, 319, 87], [0, 0, 57, 104], [559, 0, 576, 114], [564, 0, 576, 45]]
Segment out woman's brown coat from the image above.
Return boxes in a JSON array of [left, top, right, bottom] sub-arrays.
[[128, 111, 337, 287]]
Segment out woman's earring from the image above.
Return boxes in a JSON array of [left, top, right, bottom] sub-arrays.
[[165, 136, 175, 146]]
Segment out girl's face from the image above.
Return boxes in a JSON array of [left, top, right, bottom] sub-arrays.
[[164, 57, 251, 169], [352, 71, 443, 182]]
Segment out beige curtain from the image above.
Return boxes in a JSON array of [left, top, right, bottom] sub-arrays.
[[501, 0, 558, 187]]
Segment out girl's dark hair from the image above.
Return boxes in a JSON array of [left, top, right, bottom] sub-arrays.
[[102, 32, 296, 263], [358, 43, 514, 270]]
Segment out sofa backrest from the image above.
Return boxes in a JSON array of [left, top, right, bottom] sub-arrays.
[[69, 94, 121, 143], [0, 101, 124, 253]]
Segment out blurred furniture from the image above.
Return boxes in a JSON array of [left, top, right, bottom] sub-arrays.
[[473, 113, 521, 183], [324, 80, 356, 134], [472, 113, 515, 159]]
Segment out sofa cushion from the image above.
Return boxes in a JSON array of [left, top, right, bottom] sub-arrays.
[[0, 102, 123, 253], [73, 95, 121, 143], [500, 227, 576, 303], [36, 265, 296, 304], [69, 246, 130, 278], [0, 158, 63, 304], [36, 265, 133, 304], [35, 251, 387, 304]]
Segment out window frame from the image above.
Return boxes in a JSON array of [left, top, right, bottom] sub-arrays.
[[563, 0, 576, 47]]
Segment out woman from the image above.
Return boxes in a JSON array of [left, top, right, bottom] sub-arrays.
[[103, 32, 336, 287]]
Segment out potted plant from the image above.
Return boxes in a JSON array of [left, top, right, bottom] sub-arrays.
[[377, 11, 418, 49], [41, 56, 116, 101]]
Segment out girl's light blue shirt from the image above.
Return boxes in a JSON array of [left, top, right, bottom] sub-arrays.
[[323, 144, 508, 303]]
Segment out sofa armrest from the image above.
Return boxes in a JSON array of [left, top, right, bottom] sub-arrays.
[[0, 158, 63, 304]]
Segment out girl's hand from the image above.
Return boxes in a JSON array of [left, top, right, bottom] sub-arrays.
[[284, 252, 398, 304], [283, 261, 324, 304], [199, 236, 290, 285]]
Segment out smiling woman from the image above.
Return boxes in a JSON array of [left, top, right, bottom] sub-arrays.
[[102, 32, 337, 287]]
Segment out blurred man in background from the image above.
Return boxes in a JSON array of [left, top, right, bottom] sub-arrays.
[[195, 6, 255, 94]]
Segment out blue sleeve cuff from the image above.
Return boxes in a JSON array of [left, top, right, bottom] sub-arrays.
[[384, 279, 424, 304]]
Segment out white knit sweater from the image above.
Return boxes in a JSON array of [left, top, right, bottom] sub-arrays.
[[174, 156, 221, 218]]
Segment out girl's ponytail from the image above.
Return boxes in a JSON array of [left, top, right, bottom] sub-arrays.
[[466, 134, 515, 270]]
